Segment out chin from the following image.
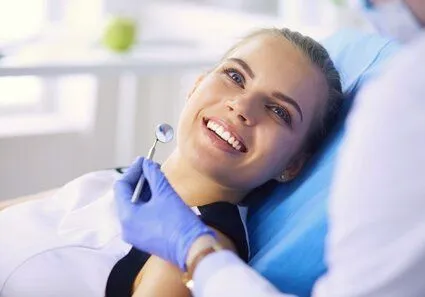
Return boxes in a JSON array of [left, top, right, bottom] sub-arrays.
[[179, 127, 253, 188], [188, 154, 253, 189], [189, 150, 223, 175]]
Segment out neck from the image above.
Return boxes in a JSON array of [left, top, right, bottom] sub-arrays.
[[161, 150, 248, 207]]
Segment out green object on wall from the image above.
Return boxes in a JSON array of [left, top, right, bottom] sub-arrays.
[[102, 17, 137, 53]]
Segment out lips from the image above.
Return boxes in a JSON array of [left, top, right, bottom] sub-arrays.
[[202, 116, 248, 153]]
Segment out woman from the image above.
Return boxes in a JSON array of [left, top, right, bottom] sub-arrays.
[[0, 28, 342, 297]]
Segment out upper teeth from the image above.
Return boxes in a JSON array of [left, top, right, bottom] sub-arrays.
[[207, 120, 243, 151]]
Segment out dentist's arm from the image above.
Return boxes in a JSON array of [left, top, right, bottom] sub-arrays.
[[187, 236, 292, 297], [312, 39, 425, 297]]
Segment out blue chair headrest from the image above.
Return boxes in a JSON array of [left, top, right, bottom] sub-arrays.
[[246, 29, 400, 297]]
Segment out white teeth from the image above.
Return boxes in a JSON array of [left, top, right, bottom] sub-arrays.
[[222, 131, 230, 141], [208, 121, 216, 131], [206, 120, 244, 152]]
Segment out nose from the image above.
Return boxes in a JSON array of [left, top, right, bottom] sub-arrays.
[[225, 95, 258, 126]]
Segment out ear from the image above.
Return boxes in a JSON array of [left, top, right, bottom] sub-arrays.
[[275, 153, 310, 183], [187, 73, 206, 100]]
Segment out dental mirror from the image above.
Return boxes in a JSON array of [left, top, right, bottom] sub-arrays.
[[131, 123, 174, 203], [156, 123, 174, 144]]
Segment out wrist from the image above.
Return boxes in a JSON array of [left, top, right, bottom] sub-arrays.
[[182, 234, 224, 291], [186, 234, 218, 269]]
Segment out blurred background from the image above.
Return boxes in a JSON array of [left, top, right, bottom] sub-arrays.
[[0, 0, 369, 200]]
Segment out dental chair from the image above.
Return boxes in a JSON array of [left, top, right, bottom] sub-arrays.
[[246, 29, 401, 297]]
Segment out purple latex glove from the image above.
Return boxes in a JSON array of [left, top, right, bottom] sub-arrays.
[[114, 156, 216, 271]]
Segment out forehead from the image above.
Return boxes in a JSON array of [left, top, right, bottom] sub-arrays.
[[227, 34, 328, 123], [230, 34, 310, 67]]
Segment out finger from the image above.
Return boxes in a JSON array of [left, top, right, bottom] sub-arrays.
[[121, 156, 145, 187], [139, 159, 159, 202], [141, 158, 161, 188], [139, 181, 152, 203], [114, 179, 135, 205]]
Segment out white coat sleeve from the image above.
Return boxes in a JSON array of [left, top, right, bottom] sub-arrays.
[[313, 34, 425, 297], [193, 250, 295, 297]]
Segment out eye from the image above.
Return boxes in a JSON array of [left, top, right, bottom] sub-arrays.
[[268, 105, 292, 126], [223, 67, 245, 88]]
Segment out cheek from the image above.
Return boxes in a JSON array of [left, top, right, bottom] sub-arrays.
[[191, 74, 233, 107], [258, 141, 288, 175], [177, 77, 228, 134], [175, 92, 214, 148], [254, 129, 300, 173], [182, 84, 218, 118]]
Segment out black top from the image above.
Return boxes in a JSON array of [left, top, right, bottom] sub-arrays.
[[105, 201, 249, 297]]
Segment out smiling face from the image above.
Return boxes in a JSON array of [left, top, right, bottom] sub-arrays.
[[176, 34, 328, 191]]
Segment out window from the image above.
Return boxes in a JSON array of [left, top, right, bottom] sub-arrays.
[[0, 75, 96, 136], [0, 76, 44, 114], [0, 0, 102, 116], [0, 0, 46, 47]]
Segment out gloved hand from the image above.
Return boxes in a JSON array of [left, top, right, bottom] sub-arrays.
[[114, 156, 216, 271]]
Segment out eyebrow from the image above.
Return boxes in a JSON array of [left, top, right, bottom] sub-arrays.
[[272, 92, 304, 122], [227, 58, 255, 79]]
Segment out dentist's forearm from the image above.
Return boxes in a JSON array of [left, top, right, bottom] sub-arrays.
[[186, 235, 218, 269], [192, 249, 293, 297], [186, 235, 293, 297]]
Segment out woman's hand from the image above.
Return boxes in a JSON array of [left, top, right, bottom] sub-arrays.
[[114, 157, 216, 271]]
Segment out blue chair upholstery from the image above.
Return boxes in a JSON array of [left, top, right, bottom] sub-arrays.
[[246, 29, 400, 297]]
